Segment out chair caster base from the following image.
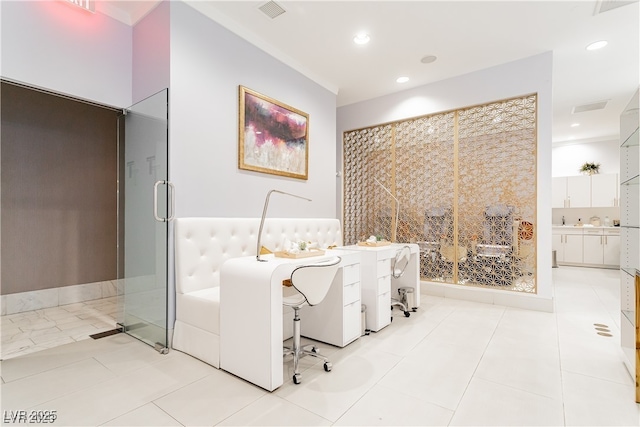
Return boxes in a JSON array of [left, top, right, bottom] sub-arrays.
[[324, 362, 332, 372], [404, 311, 411, 317], [293, 373, 301, 384]]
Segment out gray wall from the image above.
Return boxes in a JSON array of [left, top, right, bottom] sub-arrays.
[[168, 2, 338, 219]]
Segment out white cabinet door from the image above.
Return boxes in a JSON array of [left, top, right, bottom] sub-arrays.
[[564, 234, 584, 263], [591, 173, 618, 207], [583, 234, 604, 265], [552, 233, 564, 262], [604, 234, 620, 266], [552, 177, 567, 208], [566, 175, 591, 208]]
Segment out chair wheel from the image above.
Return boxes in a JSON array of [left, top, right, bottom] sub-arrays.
[[293, 374, 301, 384], [404, 311, 411, 317], [324, 362, 332, 372], [390, 316, 393, 322], [311, 346, 319, 353]]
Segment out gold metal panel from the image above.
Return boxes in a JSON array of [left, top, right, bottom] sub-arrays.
[[457, 95, 537, 292], [343, 94, 537, 293]]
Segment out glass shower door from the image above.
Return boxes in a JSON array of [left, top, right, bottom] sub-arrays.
[[117, 89, 172, 352]]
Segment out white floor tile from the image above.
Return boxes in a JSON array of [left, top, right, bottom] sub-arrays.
[[474, 333, 563, 399], [334, 383, 453, 426], [1, 358, 115, 409], [217, 392, 332, 426], [153, 370, 265, 426], [275, 348, 402, 422], [102, 403, 182, 426], [561, 370, 640, 426], [450, 377, 565, 426], [378, 340, 484, 410]]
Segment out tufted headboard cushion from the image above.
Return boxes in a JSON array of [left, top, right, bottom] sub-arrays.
[[174, 218, 342, 295]]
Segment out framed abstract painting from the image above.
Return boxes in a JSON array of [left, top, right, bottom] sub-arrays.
[[238, 86, 309, 180]]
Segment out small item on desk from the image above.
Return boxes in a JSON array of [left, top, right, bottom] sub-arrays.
[[357, 235, 391, 247], [275, 239, 326, 258], [562, 215, 565, 225], [282, 279, 293, 287], [604, 216, 611, 227], [576, 218, 583, 227]]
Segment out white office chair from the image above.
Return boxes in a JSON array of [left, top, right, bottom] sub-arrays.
[[283, 256, 341, 385], [390, 245, 413, 318]]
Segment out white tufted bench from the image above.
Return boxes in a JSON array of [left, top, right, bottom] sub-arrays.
[[173, 217, 343, 368]]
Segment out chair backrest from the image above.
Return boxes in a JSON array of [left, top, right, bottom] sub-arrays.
[[424, 207, 453, 242], [482, 205, 515, 246], [290, 257, 342, 306], [392, 245, 411, 278]]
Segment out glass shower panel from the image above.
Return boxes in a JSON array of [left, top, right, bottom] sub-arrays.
[[117, 88, 170, 351]]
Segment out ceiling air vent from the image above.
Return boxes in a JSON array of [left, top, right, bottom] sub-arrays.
[[572, 100, 609, 114], [594, 0, 638, 15], [259, 1, 286, 19]]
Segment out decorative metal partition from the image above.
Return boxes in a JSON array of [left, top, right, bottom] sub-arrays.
[[343, 94, 537, 293]]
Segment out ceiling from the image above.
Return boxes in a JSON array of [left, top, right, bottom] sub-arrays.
[[98, 0, 639, 145]]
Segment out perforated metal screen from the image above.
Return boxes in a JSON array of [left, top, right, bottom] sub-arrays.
[[343, 94, 537, 293]]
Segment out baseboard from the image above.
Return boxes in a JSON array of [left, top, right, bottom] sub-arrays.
[[421, 280, 554, 312], [1, 279, 120, 316]]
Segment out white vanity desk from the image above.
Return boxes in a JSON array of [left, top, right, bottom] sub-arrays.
[[219, 248, 361, 392], [341, 243, 420, 332]]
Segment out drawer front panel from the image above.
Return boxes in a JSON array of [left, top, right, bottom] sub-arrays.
[[377, 259, 391, 277], [377, 275, 390, 295], [376, 291, 391, 328], [343, 300, 361, 343], [343, 263, 360, 285], [343, 281, 360, 306], [583, 228, 603, 236]]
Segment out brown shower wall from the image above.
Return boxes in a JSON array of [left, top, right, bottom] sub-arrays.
[[1, 82, 119, 295]]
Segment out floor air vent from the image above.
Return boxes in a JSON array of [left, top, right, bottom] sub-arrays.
[[90, 328, 122, 339], [593, 323, 613, 337]]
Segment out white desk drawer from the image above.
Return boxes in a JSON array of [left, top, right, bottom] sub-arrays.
[[344, 281, 360, 306], [377, 275, 390, 295], [343, 263, 360, 285], [343, 300, 361, 343], [376, 291, 391, 328], [377, 259, 391, 277]]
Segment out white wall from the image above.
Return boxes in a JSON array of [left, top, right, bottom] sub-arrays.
[[552, 139, 620, 177], [169, 2, 338, 219], [0, 0, 132, 108], [337, 52, 554, 306], [132, 1, 170, 104]]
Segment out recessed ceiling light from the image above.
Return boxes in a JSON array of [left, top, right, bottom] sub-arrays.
[[420, 55, 437, 64], [353, 33, 370, 45], [571, 123, 580, 127], [396, 76, 409, 83], [586, 40, 608, 51]]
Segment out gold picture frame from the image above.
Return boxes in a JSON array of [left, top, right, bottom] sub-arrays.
[[238, 86, 309, 180]]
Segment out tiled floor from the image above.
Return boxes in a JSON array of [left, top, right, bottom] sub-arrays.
[[1, 297, 118, 360], [0, 297, 117, 360], [1, 266, 639, 426]]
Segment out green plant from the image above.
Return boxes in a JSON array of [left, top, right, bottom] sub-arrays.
[[579, 162, 600, 174]]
